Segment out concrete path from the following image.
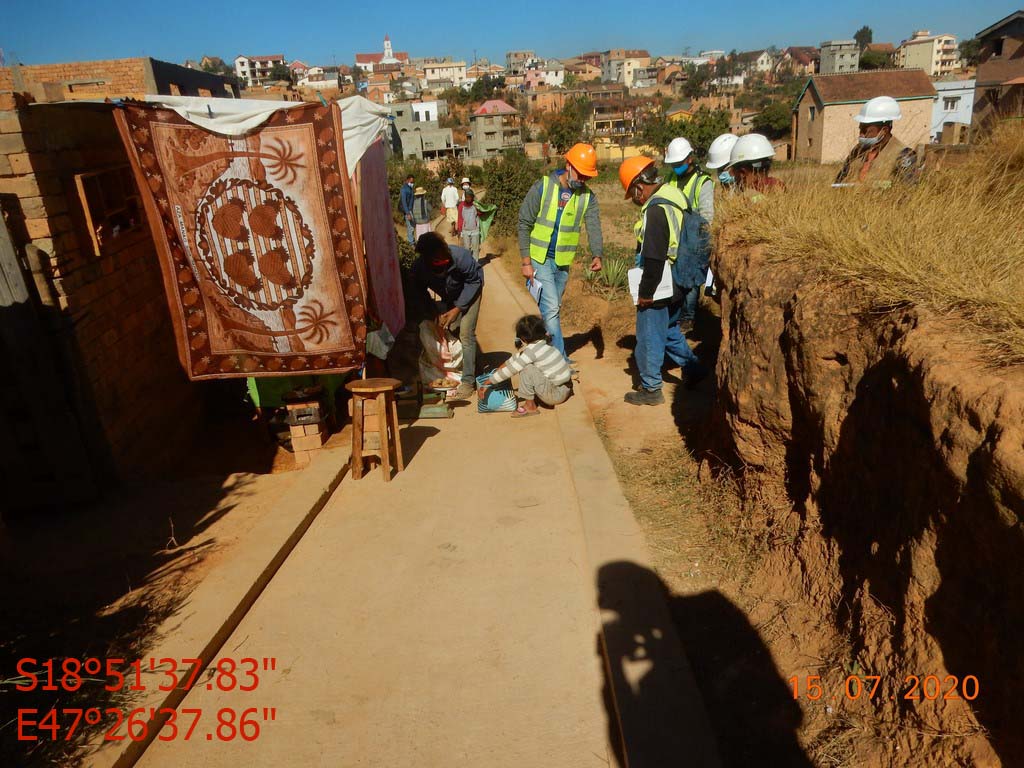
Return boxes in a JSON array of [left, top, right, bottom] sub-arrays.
[[135, 251, 718, 767]]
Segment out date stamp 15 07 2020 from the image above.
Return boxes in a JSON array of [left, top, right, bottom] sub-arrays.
[[790, 674, 980, 703]]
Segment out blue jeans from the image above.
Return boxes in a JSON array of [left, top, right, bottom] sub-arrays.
[[635, 301, 701, 391], [531, 257, 570, 358], [405, 217, 415, 244], [680, 285, 699, 322]]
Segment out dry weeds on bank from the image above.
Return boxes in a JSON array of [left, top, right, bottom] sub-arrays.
[[717, 126, 1024, 365]]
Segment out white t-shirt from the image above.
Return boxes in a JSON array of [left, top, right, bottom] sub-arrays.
[[441, 185, 460, 208]]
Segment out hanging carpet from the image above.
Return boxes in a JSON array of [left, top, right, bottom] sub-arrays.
[[114, 101, 368, 380]]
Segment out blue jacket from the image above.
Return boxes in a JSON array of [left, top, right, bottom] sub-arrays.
[[399, 182, 415, 215], [412, 246, 484, 313]]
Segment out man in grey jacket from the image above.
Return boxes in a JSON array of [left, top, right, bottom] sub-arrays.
[[517, 142, 604, 361]]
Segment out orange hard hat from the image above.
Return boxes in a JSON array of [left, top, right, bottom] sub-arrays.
[[618, 156, 656, 198], [564, 142, 598, 177]]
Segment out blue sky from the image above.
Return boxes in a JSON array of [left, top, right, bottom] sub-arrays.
[[1, 1, 1014, 68]]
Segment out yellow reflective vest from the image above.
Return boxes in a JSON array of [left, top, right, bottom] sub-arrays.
[[633, 183, 687, 262], [528, 175, 591, 266]]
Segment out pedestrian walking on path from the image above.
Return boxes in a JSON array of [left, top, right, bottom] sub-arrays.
[[618, 157, 707, 405], [517, 142, 604, 361], [441, 178, 461, 236], [410, 186, 434, 240], [457, 189, 482, 260], [399, 174, 416, 244], [480, 314, 573, 418], [410, 232, 484, 400]]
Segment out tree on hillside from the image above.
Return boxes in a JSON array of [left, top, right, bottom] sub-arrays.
[[860, 50, 890, 70], [685, 108, 731, 157], [682, 64, 712, 99], [269, 63, 291, 83], [959, 38, 981, 67], [752, 101, 792, 139], [542, 96, 591, 152], [563, 72, 579, 89], [854, 26, 873, 52]]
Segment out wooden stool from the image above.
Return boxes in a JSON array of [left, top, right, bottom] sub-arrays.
[[345, 377, 405, 482]]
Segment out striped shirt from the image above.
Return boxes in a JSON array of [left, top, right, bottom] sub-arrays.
[[490, 340, 572, 386]]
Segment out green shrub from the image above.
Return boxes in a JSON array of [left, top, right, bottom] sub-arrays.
[[480, 151, 544, 237]]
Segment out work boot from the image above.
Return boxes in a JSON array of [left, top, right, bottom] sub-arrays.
[[624, 388, 665, 406]]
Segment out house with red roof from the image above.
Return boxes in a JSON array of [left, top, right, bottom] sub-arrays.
[[468, 99, 522, 158], [233, 54, 287, 87], [355, 34, 409, 74]]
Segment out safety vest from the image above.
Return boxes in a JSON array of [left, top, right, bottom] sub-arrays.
[[528, 175, 591, 266], [633, 183, 686, 263], [677, 171, 711, 206]]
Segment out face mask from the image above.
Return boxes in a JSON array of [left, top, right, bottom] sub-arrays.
[[568, 179, 584, 191], [672, 163, 690, 176], [858, 135, 883, 148], [718, 170, 735, 186]]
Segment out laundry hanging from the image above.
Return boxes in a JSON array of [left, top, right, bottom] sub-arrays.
[[115, 101, 369, 380]]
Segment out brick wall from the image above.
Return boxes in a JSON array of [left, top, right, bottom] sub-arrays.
[[1, 59, 150, 101], [0, 100, 205, 477], [0, 57, 239, 103]]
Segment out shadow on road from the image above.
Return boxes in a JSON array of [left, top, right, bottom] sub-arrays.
[[597, 561, 812, 768]]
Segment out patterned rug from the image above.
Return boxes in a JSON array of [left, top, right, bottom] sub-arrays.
[[114, 102, 367, 380]]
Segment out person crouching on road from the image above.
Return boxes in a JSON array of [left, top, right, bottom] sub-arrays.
[[441, 177, 461, 236], [725, 133, 785, 196], [457, 189, 482, 261], [834, 96, 921, 187], [410, 232, 484, 400], [618, 157, 707, 406], [517, 142, 604, 362], [479, 314, 573, 418]]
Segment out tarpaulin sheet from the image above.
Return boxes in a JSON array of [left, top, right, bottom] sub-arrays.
[[358, 138, 405, 337]]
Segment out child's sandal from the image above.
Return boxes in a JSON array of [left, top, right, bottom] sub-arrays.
[[511, 406, 540, 419]]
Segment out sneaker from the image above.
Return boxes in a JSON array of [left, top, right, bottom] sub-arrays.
[[624, 388, 665, 406], [453, 382, 476, 400]]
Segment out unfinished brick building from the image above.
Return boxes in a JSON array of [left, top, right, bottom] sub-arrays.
[[0, 59, 240, 509]]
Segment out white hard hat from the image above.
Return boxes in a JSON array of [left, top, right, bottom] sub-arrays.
[[664, 137, 694, 164], [854, 96, 902, 124], [727, 133, 775, 168], [705, 133, 739, 170]]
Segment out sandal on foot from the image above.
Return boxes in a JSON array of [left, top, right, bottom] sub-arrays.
[[511, 406, 540, 418]]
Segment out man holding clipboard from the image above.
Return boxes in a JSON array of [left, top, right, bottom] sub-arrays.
[[619, 157, 708, 406]]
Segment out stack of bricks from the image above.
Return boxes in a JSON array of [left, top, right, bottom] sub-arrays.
[[286, 400, 329, 467], [0, 94, 205, 480]]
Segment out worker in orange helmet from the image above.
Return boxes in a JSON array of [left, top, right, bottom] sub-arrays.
[[618, 156, 708, 405], [517, 142, 604, 361]]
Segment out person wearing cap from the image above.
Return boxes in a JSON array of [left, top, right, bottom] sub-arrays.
[[410, 232, 484, 400], [726, 133, 785, 195], [618, 156, 707, 405], [410, 186, 434, 240], [460, 177, 473, 202], [441, 177, 461, 236], [664, 136, 715, 333], [834, 96, 921, 186], [399, 174, 416, 244], [517, 142, 604, 360]]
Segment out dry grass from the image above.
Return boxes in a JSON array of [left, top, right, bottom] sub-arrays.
[[716, 126, 1024, 365]]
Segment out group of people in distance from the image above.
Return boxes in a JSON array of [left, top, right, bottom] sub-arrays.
[[405, 94, 919, 415]]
